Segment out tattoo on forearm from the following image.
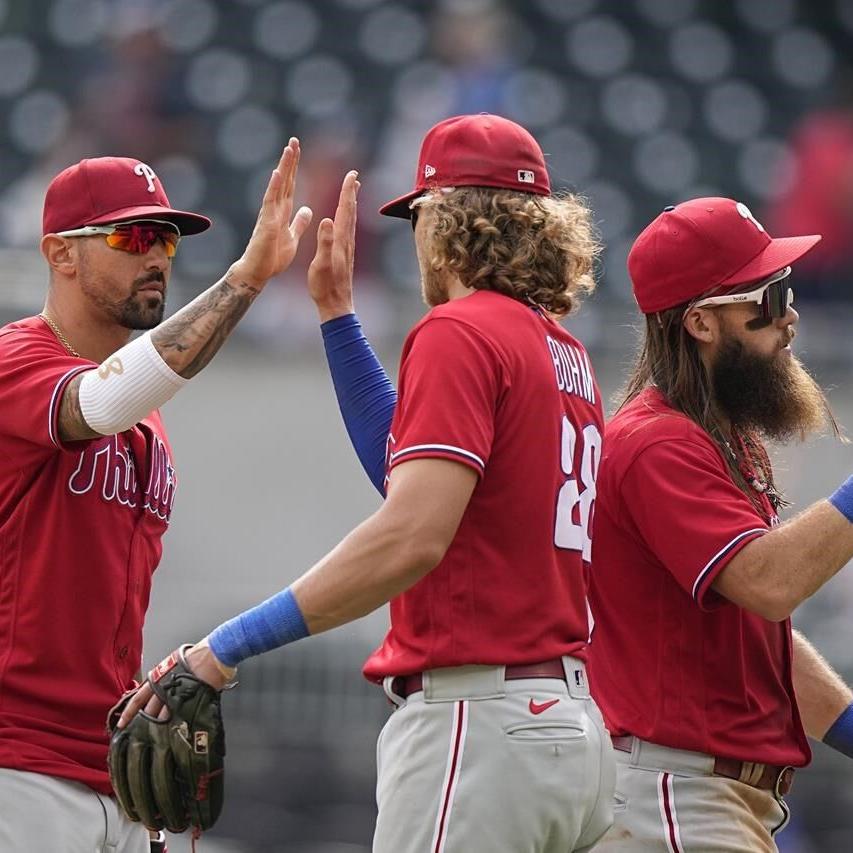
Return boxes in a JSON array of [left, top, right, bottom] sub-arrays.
[[58, 372, 101, 442], [151, 275, 261, 379]]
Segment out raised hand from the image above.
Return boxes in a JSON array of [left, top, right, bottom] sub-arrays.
[[307, 170, 360, 322], [230, 137, 313, 290]]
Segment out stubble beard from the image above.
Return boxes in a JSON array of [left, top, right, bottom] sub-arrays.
[[711, 335, 832, 442], [118, 289, 166, 329], [80, 273, 166, 330]]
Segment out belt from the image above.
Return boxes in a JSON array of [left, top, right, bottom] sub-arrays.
[[611, 735, 794, 797], [392, 659, 567, 699]]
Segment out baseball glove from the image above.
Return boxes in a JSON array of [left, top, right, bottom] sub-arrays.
[[107, 645, 226, 835]]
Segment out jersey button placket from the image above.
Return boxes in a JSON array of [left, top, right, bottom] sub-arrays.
[[114, 526, 145, 672]]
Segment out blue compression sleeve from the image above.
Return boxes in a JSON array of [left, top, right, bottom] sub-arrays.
[[824, 702, 853, 759], [207, 587, 309, 667], [321, 314, 397, 496]]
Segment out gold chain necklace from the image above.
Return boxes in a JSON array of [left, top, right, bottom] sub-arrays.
[[39, 313, 81, 358]]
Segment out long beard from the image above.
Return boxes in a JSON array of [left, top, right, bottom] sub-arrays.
[[711, 336, 832, 442]]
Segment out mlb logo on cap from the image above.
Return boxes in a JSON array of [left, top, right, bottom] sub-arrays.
[[379, 113, 551, 219]]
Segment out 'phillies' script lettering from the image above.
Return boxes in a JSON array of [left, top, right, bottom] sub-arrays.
[[67, 434, 176, 521]]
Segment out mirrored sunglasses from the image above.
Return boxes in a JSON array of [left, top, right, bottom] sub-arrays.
[[56, 219, 181, 258], [690, 266, 793, 321]]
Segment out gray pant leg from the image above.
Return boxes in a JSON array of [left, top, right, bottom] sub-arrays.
[[374, 678, 614, 853], [0, 768, 149, 853], [594, 753, 788, 852]]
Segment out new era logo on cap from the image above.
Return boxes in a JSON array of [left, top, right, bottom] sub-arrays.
[[379, 113, 551, 219], [628, 197, 821, 313], [43, 156, 211, 236]]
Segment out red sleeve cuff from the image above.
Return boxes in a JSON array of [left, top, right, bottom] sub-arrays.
[[388, 443, 485, 477], [48, 365, 92, 448], [692, 528, 767, 610]]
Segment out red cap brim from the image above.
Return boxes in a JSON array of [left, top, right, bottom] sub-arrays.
[[720, 234, 822, 287], [85, 204, 212, 236], [378, 189, 422, 219]]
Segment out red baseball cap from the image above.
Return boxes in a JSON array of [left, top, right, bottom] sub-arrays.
[[628, 197, 821, 314], [379, 113, 550, 218], [43, 157, 211, 236]]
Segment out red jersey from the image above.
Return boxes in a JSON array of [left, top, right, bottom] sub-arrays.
[[0, 317, 176, 793], [363, 291, 604, 681], [588, 387, 809, 767]]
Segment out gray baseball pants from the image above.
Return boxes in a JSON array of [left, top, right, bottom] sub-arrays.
[[0, 767, 149, 853], [374, 656, 615, 853], [594, 737, 791, 852]]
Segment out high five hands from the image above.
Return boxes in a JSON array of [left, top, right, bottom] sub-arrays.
[[228, 137, 314, 290], [308, 169, 361, 322]]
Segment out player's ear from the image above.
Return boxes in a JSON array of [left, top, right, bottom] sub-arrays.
[[40, 234, 77, 277], [682, 306, 716, 344]]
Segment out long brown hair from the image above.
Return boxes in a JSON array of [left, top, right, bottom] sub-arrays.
[[620, 305, 783, 514], [417, 187, 600, 316]]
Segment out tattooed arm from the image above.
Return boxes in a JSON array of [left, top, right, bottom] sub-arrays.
[[150, 271, 261, 379], [57, 139, 321, 442], [58, 373, 101, 441]]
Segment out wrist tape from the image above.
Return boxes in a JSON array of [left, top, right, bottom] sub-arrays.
[[79, 332, 186, 435], [829, 476, 853, 523], [824, 702, 853, 759], [207, 587, 309, 667]]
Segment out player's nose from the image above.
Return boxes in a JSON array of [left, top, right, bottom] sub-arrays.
[[143, 241, 170, 271], [781, 304, 799, 327]]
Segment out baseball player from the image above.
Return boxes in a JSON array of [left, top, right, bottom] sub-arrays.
[[308, 189, 853, 851], [0, 140, 312, 853], [119, 114, 616, 852], [588, 198, 853, 851]]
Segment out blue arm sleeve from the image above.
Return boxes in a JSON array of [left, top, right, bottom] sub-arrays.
[[321, 314, 397, 496]]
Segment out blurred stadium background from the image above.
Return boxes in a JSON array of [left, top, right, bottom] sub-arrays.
[[2, 0, 853, 849]]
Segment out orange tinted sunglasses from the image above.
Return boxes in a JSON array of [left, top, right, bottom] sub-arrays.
[[56, 219, 181, 258]]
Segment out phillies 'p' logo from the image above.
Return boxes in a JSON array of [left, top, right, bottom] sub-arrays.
[[736, 201, 765, 233], [134, 162, 157, 193]]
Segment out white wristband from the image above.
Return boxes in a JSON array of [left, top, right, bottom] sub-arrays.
[[79, 332, 187, 435]]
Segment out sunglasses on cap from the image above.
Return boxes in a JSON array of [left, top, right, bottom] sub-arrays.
[[56, 219, 181, 258], [408, 188, 456, 231], [689, 266, 793, 322], [409, 195, 427, 231]]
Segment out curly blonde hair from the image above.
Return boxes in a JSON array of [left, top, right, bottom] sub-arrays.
[[416, 187, 600, 316]]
